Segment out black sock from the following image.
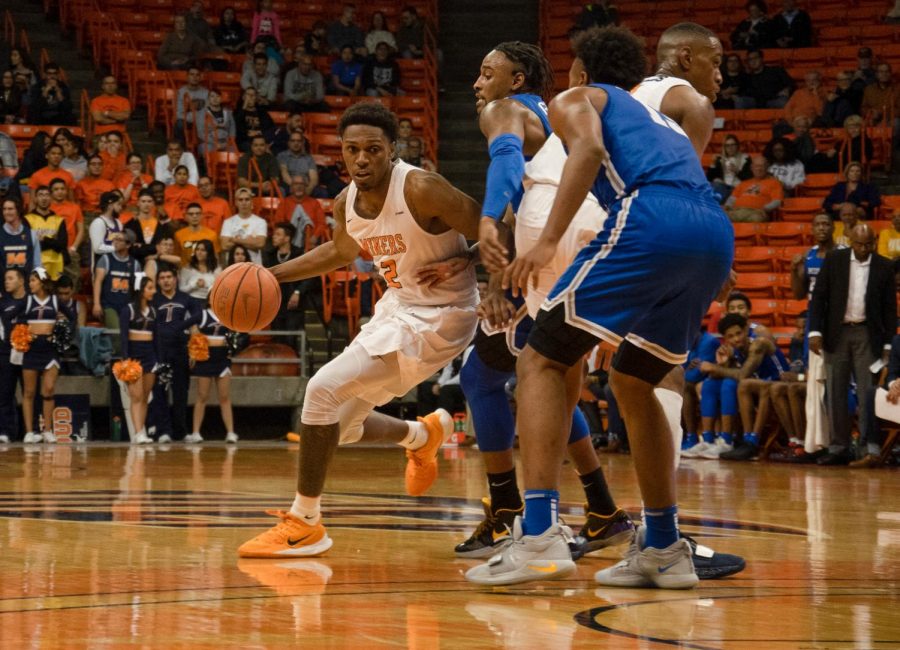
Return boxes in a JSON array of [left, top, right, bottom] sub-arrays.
[[579, 468, 618, 517], [487, 469, 522, 512]]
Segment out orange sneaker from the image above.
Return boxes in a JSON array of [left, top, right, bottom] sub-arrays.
[[238, 510, 333, 558], [405, 408, 453, 496]]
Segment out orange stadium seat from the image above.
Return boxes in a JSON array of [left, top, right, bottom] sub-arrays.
[[881, 195, 900, 215], [734, 273, 779, 299], [304, 112, 339, 136], [775, 246, 809, 273], [779, 299, 808, 327], [733, 222, 762, 247], [870, 220, 892, 234], [309, 133, 342, 158], [733, 246, 777, 273], [751, 300, 779, 327], [798, 174, 840, 197], [761, 222, 812, 247], [780, 197, 823, 221], [774, 273, 795, 299]]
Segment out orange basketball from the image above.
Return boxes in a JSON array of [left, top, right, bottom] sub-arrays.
[[209, 263, 282, 332]]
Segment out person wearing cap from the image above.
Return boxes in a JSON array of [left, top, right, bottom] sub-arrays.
[[89, 190, 125, 272], [92, 228, 141, 352]]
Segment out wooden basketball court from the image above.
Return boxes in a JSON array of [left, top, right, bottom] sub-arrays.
[[1, 443, 898, 648]]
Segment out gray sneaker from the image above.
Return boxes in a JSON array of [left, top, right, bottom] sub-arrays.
[[595, 527, 698, 589], [465, 517, 577, 586]]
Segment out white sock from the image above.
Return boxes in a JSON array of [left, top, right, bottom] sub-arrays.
[[654, 387, 684, 470], [398, 421, 428, 450], [290, 493, 321, 525]]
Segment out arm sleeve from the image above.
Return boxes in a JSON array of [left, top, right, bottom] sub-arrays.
[[482, 133, 525, 220]]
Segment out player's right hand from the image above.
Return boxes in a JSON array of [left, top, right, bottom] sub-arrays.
[[477, 288, 516, 328], [478, 217, 508, 273], [502, 238, 554, 298]]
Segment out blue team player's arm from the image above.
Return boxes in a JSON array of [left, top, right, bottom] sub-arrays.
[[684, 334, 719, 384]]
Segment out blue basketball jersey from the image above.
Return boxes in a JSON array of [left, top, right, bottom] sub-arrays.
[[587, 84, 717, 209], [735, 329, 790, 381], [509, 93, 551, 142]]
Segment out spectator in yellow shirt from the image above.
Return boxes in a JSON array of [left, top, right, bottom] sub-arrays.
[[878, 211, 900, 260]]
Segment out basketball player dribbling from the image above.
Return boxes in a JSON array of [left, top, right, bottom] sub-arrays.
[[238, 103, 481, 558]]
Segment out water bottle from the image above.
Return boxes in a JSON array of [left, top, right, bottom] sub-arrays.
[[112, 416, 122, 442]]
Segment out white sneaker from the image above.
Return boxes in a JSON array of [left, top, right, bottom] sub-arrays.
[[680, 441, 711, 458], [0, 434, 9, 444], [23, 432, 42, 443], [42, 431, 56, 444], [595, 527, 698, 590], [225, 432, 239, 444], [465, 517, 577, 586], [184, 433, 204, 444], [700, 438, 733, 459], [132, 431, 153, 445], [157, 434, 173, 444]]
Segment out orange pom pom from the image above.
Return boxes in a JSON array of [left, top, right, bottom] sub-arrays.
[[188, 332, 210, 362], [11, 324, 33, 352], [113, 359, 143, 384]]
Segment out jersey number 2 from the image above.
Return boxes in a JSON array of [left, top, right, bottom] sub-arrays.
[[380, 260, 402, 289]]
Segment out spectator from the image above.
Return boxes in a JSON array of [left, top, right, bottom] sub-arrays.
[[117, 153, 153, 207], [877, 210, 900, 259], [158, 15, 207, 70], [851, 47, 877, 91], [809, 224, 896, 465], [126, 189, 172, 264], [366, 11, 396, 54], [91, 76, 132, 136], [220, 188, 267, 263], [59, 134, 87, 182], [789, 115, 816, 167], [363, 42, 402, 97], [226, 243, 251, 266], [573, 1, 618, 31], [28, 144, 75, 202], [0, 267, 26, 442], [833, 202, 861, 246], [725, 155, 784, 222], [861, 63, 900, 128], [29, 62, 73, 125], [764, 136, 805, 192], [330, 45, 363, 96], [772, 0, 813, 48], [154, 140, 200, 186], [396, 6, 425, 59], [7, 48, 36, 87], [240, 53, 279, 107], [119, 275, 159, 444], [237, 135, 280, 195], [88, 190, 124, 270], [327, 4, 366, 57], [277, 130, 318, 189], [196, 176, 230, 233], [715, 53, 748, 110], [195, 88, 236, 156], [178, 235, 219, 303], [54, 271, 85, 328], [735, 49, 792, 109], [234, 87, 275, 151], [175, 67, 210, 140], [823, 162, 881, 219], [401, 137, 436, 172], [0, 70, 24, 123], [25, 186, 67, 279], [304, 21, 328, 56], [144, 232, 182, 280], [708, 134, 753, 203], [185, 1, 215, 46], [271, 109, 307, 156], [730, 1, 776, 50], [16, 132, 49, 184], [250, 0, 283, 50], [0, 198, 41, 279], [822, 72, 860, 128], [784, 71, 826, 125], [175, 203, 220, 266], [275, 175, 329, 246], [48, 177, 84, 289], [283, 55, 328, 114], [99, 131, 127, 182], [163, 165, 202, 221], [396, 117, 413, 160], [214, 7, 249, 54], [241, 41, 281, 79], [75, 155, 115, 217], [262, 221, 304, 342], [0, 130, 17, 178], [92, 229, 140, 330]]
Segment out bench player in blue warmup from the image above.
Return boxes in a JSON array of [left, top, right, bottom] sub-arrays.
[[467, 26, 734, 587]]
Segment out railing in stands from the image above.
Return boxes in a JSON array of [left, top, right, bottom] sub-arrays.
[[79, 89, 91, 140], [18, 28, 31, 54], [3, 10, 14, 47]]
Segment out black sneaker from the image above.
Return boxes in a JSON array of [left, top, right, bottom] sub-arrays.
[[574, 507, 636, 556], [720, 442, 759, 461], [682, 534, 746, 579], [454, 497, 522, 559]]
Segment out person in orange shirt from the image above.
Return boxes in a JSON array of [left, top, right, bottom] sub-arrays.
[[99, 131, 127, 182], [164, 165, 202, 221], [91, 76, 132, 136], [49, 177, 85, 291], [196, 176, 231, 233], [273, 175, 329, 248], [75, 154, 116, 216], [724, 156, 784, 223], [28, 144, 75, 207], [175, 202, 220, 265], [116, 152, 154, 207], [784, 71, 827, 125]]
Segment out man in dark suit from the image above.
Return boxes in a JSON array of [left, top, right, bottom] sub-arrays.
[[854, 332, 900, 468], [809, 224, 897, 465]]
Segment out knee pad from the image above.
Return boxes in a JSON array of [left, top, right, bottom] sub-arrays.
[[301, 372, 342, 427], [568, 405, 590, 444], [460, 348, 516, 452]]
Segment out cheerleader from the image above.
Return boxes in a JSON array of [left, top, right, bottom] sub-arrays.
[[189, 305, 237, 443], [19, 268, 76, 443], [0, 268, 27, 443], [119, 277, 157, 444]]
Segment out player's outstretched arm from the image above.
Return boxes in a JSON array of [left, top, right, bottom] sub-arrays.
[[503, 86, 607, 295], [270, 190, 360, 283]]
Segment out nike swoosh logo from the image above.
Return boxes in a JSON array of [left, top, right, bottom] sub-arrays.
[[528, 563, 558, 574], [657, 560, 681, 573], [287, 535, 312, 546], [586, 527, 605, 538], [491, 528, 509, 542], [488, 480, 511, 487]]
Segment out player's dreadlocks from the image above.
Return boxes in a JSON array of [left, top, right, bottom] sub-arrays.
[[493, 41, 555, 99]]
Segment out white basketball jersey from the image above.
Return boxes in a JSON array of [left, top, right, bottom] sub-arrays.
[[344, 161, 477, 308], [631, 74, 693, 113]]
